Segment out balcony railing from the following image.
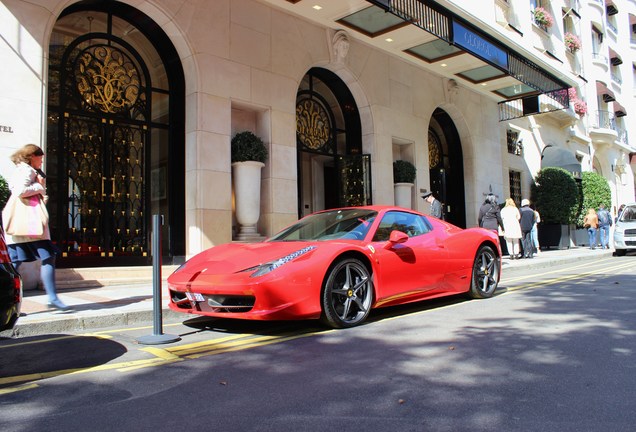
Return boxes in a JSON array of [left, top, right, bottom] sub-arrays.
[[617, 128, 629, 145], [592, 52, 608, 65], [592, 110, 616, 130], [611, 71, 623, 84]]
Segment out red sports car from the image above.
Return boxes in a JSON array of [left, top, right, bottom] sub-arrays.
[[0, 227, 22, 332], [168, 206, 501, 328]]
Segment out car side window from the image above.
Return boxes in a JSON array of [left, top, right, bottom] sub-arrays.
[[372, 211, 431, 241], [621, 206, 636, 221]]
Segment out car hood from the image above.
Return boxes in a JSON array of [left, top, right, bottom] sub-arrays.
[[616, 220, 636, 229], [175, 241, 321, 276]]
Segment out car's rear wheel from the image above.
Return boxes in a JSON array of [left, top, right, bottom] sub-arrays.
[[321, 257, 373, 328], [469, 245, 499, 299]]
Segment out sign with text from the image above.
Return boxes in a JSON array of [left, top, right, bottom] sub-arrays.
[[453, 21, 508, 70]]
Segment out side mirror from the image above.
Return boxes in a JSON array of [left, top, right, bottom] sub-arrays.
[[384, 230, 408, 249]]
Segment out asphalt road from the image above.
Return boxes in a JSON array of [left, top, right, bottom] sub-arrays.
[[1, 256, 635, 432]]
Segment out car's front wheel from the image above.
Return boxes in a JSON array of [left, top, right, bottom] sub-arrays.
[[321, 257, 373, 328], [469, 245, 500, 299]]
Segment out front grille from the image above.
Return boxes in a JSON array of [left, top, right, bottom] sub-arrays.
[[626, 241, 636, 246], [624, 229, 636, 236], [170, 289, 255, 312], [207, 295, 255, 312]]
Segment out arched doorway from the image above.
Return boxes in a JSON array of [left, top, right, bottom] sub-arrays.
[[428, 108, 466, 227], [46, 1, 185, 267], [296, 68, 370, 217]]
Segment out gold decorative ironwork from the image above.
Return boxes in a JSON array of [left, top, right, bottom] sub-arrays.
[[428, 131, 442, 168], [296, 98, 331, 151], [75, 45, 140, 114]]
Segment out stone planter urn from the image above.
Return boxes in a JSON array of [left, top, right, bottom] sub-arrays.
[[394, 182, 414, 208], [232, 161, 265, 241]]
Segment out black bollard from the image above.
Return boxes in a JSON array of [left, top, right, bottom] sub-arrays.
[[137, 214, 180, 345]]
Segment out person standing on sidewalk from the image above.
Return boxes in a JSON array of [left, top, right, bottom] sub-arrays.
[[3, 144, 72, 311], [519, 199, 536, 258], [500, 198, 522, 259], [531, 209, 542, 255], [478, 193, 503, 232], [583, 208, 599, 250], [597, 204, 612, 249], [422, 191, 444, 220]]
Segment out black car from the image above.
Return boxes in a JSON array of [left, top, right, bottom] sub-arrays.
[[0, 227, 22, 331]]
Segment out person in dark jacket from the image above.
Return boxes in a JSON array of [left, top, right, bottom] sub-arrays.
[[478, 193, 503, 232], [519, 199, 536, 258], [422, 191, 443, 220]]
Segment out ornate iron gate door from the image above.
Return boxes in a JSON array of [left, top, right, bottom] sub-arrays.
[[61, 115, 148, 262]]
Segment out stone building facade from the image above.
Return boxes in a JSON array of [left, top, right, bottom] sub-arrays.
[[0, 0, 634, 268]]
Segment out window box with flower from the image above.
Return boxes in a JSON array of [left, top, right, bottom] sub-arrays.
[[573, 98, 587, 116], [564, 32, 581, 53], [533, 7, 553, 28]]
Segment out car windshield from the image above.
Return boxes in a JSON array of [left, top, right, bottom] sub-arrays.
[[269, 209, 378, 241], [618, 206, 636, 222]]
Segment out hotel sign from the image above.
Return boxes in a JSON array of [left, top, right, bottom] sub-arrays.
[[453, 21, 508, 70], [0, 125, 14, 133]]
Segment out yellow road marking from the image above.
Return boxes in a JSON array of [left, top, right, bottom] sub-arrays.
[[0, 383, 38, 395], [0, 333, 112, 350], [501, 256, 616, 283], [502, 261, 633, 293]]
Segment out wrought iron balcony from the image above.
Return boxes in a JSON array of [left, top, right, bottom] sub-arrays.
[[592, 110, 617, 130]]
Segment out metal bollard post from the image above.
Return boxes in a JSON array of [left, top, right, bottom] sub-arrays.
[[137, 214, 180, 345]]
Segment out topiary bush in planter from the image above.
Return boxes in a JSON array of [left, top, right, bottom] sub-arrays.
[[575, 171, 611, 227], [531, 167, 579, 224], [231, 131, 268, 163], [0, 175, 9, 225], [393, 160, 416, 183]]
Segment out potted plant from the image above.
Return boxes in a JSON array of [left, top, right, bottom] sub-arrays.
[[231, 131, 269, 241], [532, 167, 579, 249], [393, 160, 416, 208], [0, 175, 9, 225], [533, 7, 554, 28], [564, 32, 581, 53]]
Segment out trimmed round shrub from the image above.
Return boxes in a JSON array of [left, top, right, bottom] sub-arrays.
[[393, 160, 416, 183], [575, 171, 611, 227], [231, 131, 268, 163], [531, 167, 579, 224]]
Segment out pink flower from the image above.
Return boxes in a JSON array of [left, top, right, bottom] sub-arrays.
[[564, 32, 582, 52], [534, 7, 554, 28], [573, 98, 587, 116]]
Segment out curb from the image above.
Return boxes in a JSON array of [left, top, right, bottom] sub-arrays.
[[502, 250, 613, 273], [1, 309, 184, 338]]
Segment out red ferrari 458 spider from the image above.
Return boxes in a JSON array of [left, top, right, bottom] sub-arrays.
[[168, 206, 501, 328]]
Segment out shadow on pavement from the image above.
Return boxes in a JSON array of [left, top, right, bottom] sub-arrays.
[[0, 335, 127, 384]]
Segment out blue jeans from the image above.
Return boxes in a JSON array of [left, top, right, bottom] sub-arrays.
[[522, 231, 534, 257], [587, 227, 597, 249], [15, 257, 59, 303], [599, 225, 610, 249]]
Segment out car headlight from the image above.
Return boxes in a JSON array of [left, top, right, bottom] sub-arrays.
[[244, 246, 316, 277], [614, 226, 624, 234]]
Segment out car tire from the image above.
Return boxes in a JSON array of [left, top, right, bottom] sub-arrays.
[[615, 249, 627, 256], [321, 257, 373, 329], [469, 245, 500, 299]]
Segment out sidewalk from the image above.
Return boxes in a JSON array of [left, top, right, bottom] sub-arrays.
[[1, 246, 615, 338]]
